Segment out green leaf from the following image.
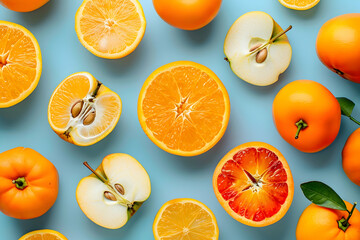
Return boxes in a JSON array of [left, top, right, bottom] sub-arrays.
[[300, 181, 347, 211], [337, 97, 355, 117]]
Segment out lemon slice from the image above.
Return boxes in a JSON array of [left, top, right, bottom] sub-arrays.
[[153, 198, 219, 240], [75, 0, 146, 59]]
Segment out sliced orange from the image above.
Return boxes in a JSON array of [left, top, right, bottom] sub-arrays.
[[0, 21, 42, 108], [279, 0, 320, 10], [75, 0, 146, 59], [213, 142, 294, 227], [153, 198, 219, 240], [48, 72, 122, 146], [19, 229, 68, 240], [138, 61, 230, 156]]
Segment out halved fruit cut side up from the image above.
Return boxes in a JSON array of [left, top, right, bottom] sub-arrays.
[[48, 72, 121, 146], [213, 142, 294, 227], [138, 61, 230, 156], [0, 21, 42, 108]]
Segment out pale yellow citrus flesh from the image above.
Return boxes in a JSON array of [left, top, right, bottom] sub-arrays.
[[48, 72, 122, 146], [19, 229, 68, 240], [138, 61, 230, 156], [279, 0, 320, 10], [0, 21, 42, 108], [75, 0, 146, 59], [153, 198, 219, 240]]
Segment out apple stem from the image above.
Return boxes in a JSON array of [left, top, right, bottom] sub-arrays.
[[83, 162, 107, 183], [295, 119, 308, 140], [248, 25, 292, 57], [269, 25, 292, 44], [83, 162, 133, 207], [91, 81, 102, 99]]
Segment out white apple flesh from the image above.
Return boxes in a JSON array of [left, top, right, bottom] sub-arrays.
[[76, 153, 151, 229], [224, 11, 292, 86]]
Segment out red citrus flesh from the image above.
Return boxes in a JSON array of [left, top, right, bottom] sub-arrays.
[[217, 147, 290, 223]]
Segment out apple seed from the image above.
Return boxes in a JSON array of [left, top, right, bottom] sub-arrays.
[[71, 100, 84, 118], [104, 191, 117, 201], [249, 43, 262, 52], [115, 183, 125, 195], [83, 110, 96, 125], [256, 48, 268, 63]]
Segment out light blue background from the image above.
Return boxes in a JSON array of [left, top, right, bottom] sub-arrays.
[[1, 0, 360, 239]]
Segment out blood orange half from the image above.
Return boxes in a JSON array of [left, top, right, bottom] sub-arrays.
[[213, 142, 294, 227]]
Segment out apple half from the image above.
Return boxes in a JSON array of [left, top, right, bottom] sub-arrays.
[[76, 153, 151, 229], [224, 11, 292, 86]]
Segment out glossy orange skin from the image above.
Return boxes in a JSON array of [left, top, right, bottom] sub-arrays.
[[0, 0, 48, 12], [273, 80, 341, 153], [152, 0, 222, 30], [0, 147, 59, 219], [343, 128, 360, 186], [316, 14, 360, 83], [296, 201, 360, 240]]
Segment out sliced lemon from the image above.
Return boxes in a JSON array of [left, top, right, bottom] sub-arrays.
[[153, 198, 219, 240], [75, 0, 146, 59]]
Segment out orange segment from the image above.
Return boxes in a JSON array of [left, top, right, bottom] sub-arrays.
[[0, 21, 42, 108], [213, 142, 294, 227], [75, 0, 146, 59], [48, 74, 92, 130], [278, 0, 320, 10], [153, 198, 219, 240], [19, 229, 68, 240], [138, 61, 230, 156], [48, 72, 122, 146]]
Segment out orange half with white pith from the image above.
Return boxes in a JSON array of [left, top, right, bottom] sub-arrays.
[[279, 0, 320, 10], [75, 0, 146, 59], [213, 142, 294, 227], [19, 229, 68, 240], [0, 21, 42, 108], [48, 72, 122, 146], [138, 61, 230, 157]]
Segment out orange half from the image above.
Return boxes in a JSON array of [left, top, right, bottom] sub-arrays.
[[213, 142, 294, 227], [75, 0, 146, 59], [19, 229, 68, 240], [0, 21, 42, 108], [153, 198, 219, 240], [48, 72, 122, 146], [138, 61, 230, 156]]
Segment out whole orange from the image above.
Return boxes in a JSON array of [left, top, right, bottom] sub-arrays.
[[296, 201, 360, 240], [0, 0, 48, 12], [273, 80, 341, 153], [0, 147, 59, 219], [343, 128, 360, 186], [316, 13, 360, 83], [152, 0, 222, 30]]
